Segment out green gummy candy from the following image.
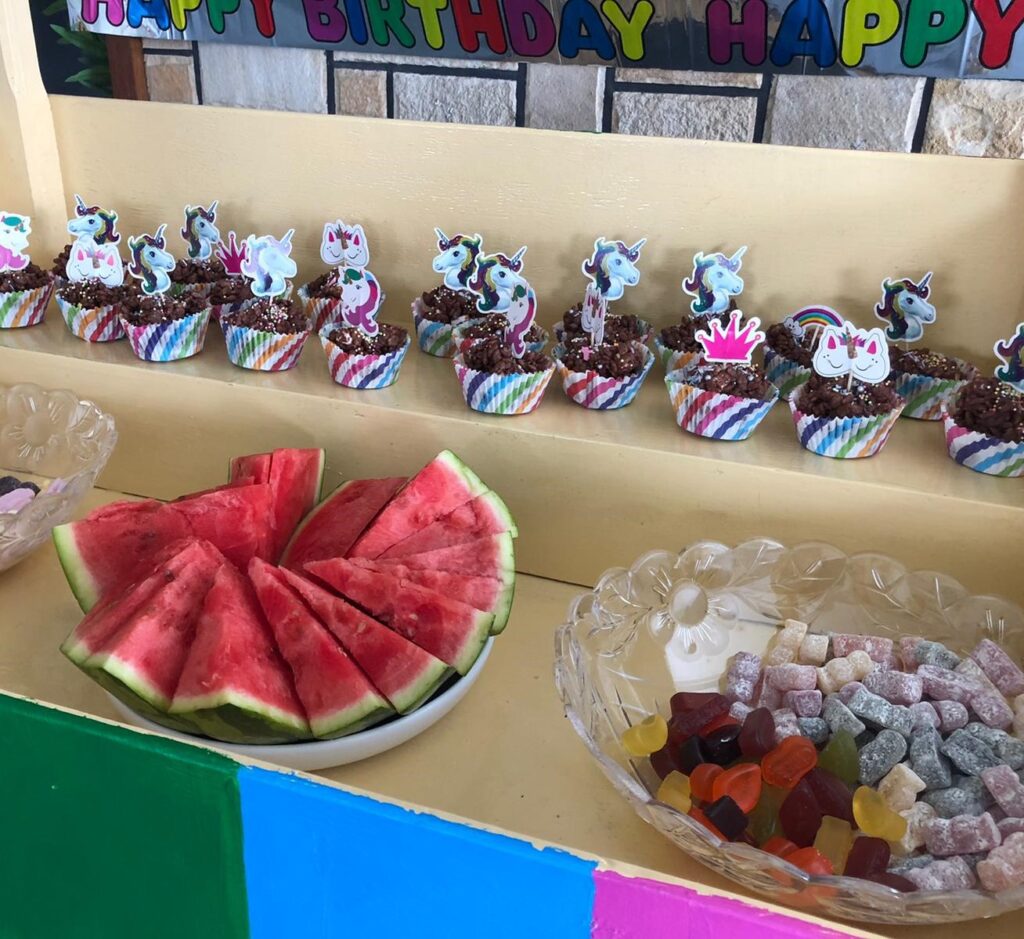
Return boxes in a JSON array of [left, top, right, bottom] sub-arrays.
[[818, 730, 859, 785], [748, 784, 787, 845]]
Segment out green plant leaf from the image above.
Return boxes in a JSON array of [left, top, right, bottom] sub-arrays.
[[42, 0, 67, 15], [51, 24, 94, 50]]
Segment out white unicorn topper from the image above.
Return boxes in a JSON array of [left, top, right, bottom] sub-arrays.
[[813, 322, 891, 384], [468, 247, 535, 358], [242, 230, 297, 299], [65, 235, 124, 287], [432, 229, 483, 292], [683, 247, 746, 317], [319, 221, 383, 335], [0, 212, 31, 272]]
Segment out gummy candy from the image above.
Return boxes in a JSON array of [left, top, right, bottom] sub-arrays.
[[870, 872, 917, 892], [970, 690, 1014, 731], [977, 832, 1024, 891], [863, 669, 923, 707], [858, 729, 908, 786], [1013, 694, 1024, 739], [689, 806, 726, 840], [700, 713, 740, 737], [846, 686, 913, 737], [678, 736, 708, 774], [671, 691, 723, 714], [813, 816, 853, 874], [780, 779, 824, 846], [765, 619, 808, 667], [702, 724, 742, 766], [838, 682, 865, 704], [705, 795, 748, 840], [712, 763, 762, 813], [844, 836, 890, 879], [998, 817, 1024, 838], [650, 744, 683, 779], [656, 770, 692, 814], [818, 730, 860, 785], [893, 802, 936, 855], [724, 652, 762, 705], [762, 835, 798, 856], [923, 784, 989, 819], [903, 856, 977, 891], [913, 640, 961, 670], [852, 786, 907, 841], [738, 708, 775, 759], [924, 812, 1000, 856], [771, 708, 800, 744], [798, 634, 829, 666], [822, 696, 866, 740], [804, 768, 854, 824], [831, 634, 894, 665], [786, 846, 833, 876], [622, 714, 669, 757], [972, 638, 1024, 698], [932, 700, 968, 734], [668, 696, 730, 745], [888, 853, 936, 875], [748, 784, 787, 844], [690, 763, 724, 802], [797, 717, 829, 745], [783, 690, 823, 718], [898, 636, 923, 670], [909, 728, 953, 790], [877, 763, 926, 813], [998, 735, 1024, 770], [981, 764, 1024, 817], [942, 728, 1000, 776], [909, 702, 940, 732], [762, 736, 818, 789], [765, 664, 817, 692]]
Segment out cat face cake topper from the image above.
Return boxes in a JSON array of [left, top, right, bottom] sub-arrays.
[[319, 220, 384, 336], [65, 235, 124, 287], [813, 321, 891, 385]]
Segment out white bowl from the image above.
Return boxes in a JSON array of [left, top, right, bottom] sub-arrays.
[[108, 638, 493, 771]]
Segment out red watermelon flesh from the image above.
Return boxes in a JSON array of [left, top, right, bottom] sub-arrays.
[[169, 564, 311, 743], [265, 448, 326, 562], [377, 491, 516, 560], [375, 534, 515, 578], [280, 477, 405, 571], [280, 569, 451, 714], [248, 559, 393, 738], [305, 558, 491, 675], [172, 484, 275, 568], [348, 451, 487, 560], [230, 451, 272, 484], [173, 476, 255, 501]]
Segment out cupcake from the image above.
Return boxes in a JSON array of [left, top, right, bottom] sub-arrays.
[[171, 203, 225, 297], [555, 305, 651, 346], [56, 279, 130, 343], [454, 336, 555, 415], [656, 311, 729, 372], [170, 256, 226, 297], [790, 374, 904, 459], [555, 339, 653, 410], [207, 276, 257, 322], [943, 378, 1024, 477], [221, 296, 310, 372], [0, 263, 54, 329], [453, 314, 548, 356], [321, 322, 409, 389], [120, 290, 212, 362], [298, 269, 346, 334], [764, 321, 817, 399], [887, 347, 978, 421], [666, 360, 778, 440], [412, 285, 478, 357], [53, 196, 122, 285]]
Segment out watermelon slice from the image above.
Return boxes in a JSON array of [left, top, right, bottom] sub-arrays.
[[168, 564, 311, 744], [270, 448, 325, 561], [306, 558, 492, 675], [229, 452, 272, 484], [378, 491, 516, 560], [249, 559, 393, 738], [377, 534, 515, 578], [348, 451, 487, 560], [172, 485, 275, 567], [280, 569, 452, 713], [280, 477, 406, 571]]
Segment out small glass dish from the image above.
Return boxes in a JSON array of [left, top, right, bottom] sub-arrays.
[[0, 383, 117, 572], [554, 538, 1024, 925]]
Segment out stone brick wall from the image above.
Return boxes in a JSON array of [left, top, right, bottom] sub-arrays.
[[143, 40, 1024, 158]]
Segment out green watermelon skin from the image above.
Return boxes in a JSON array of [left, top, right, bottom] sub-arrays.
[[280, 569, 452, 713], [280, 477, 406, 571], [377, 490, 516, 560], [169, 563, 311, 744], [348, 559, 514, 636], [248, 559, 394, 739], [348, 451, 487, 560], [306, 558, 492, 675]]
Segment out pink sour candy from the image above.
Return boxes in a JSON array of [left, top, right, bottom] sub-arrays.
[[863, 669, 924, 706], [972, 690, 1015, 731], [725, 652, 762, 704], [957, 656, 999, 694], [1013, 695, 1024, 739], [904, 856, 977, 891], [978, 833, 1024, 892], [765, 664, 817, 692], [894, 802, 937, 855], [772, 708, 800, 744], [878, 763, 927, 813], [831, 634, 895, 665], [972, 639, 1024, 698], [924, 812, 1001, 857], [982, 765, 1024, 818], [998, 818, 1024, 838], [818, 651, 874, 695], [729, 701, 753, 722], [838, 682, 866, 704], [756, 682, 783, 711], [783, 690, 823, 718], [933, 700, 969, 734], [797, 633, 829, 666], [917, 665, 976, 704], [764, 620, 808, 667], [899, 637, 924, 671]]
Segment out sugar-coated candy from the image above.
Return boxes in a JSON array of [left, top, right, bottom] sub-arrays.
[[762, 835, 798, 857], [766, 664, 817, 692], [998, 817, 1024, 837], [738, 707, 775, 759], [656, 770, 692, 814], [870, 872, 918, 892], [863, 669, 923, 707], [846, 686, 913, 737], [702, 724, 742, 766], [877, 763, 926, 813], [762, 735, 818, 789], [998, 734, 1024, 770], [942, 728, 1001, 776], [898, 636, 924, 670], [893, 802, 937, 855], [798, 717, 830, 745], [971, 690, 1015, 731], [972, 638, 1024, 698], [783, 689, 822, 718], [786, 846, 833, 876], [910, 702, 940, 732], [780, 779, 824, 846], [859, 729, 908, 786], [909, 728, 953, 790], [853, 786, 908, 841], [755, 682, 783, 711], [917, 665, 975, 704], [729, 701, 753, 723], [1013, 694, 1024, 738], [956, 656, 999, 694], [622, 714, 669, 756], [924, 812, 1001, 856], [982, 764, 1024, 817], [704, 795, 748, 841], [712, 763, 762, 813], [903, 856, 977, 891], [771, 708, 800, 744], [823, 696, 867, 740], [817, 651, 873, 695], [650, 744, 682, 779], [913, 640, 961, 670], [838, 682, 865, 704], [844, 836, 890, 879], [855, 730, 877, 751], [677, 736, 708, 774], [932, 700, 969, 734], [748, 784, 787, 844], [818, 730, 860, 785], [724, 652, 762, 705], [889, 853, 936, 875], [923, 785, 988, 820], [798, 633, 829, 666], [966, 722, 1005, 749], [690, 763, 724, 801], [764, 619, 808, 667], [804, 768, 854, 824], [831, 634, 894, 665], [977, 832, 1024, 892]]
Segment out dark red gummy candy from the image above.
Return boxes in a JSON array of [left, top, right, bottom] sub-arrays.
[[702, 725, 742, 766], [704, 795, 748, 841], [779, 779, 823, 847], [870, 872, 917, 893], [844, 837, 890, 879], [677, 736, 708, 774], [650, 744, 682, 780], [803, 769, 854, 825], [738, 708, 776, 759], [668, 697, 729, 744], [671, 691, 725, 714]]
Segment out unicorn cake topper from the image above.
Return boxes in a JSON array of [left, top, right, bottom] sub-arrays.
[[0, 213, 31, 272], [127, 225, 175, 296], [433, 229, 483, 291], [242, 230, 297, 299], [581, 284, 607, 349], [65, 235, 124, 287], [181, 202, 220, 261], [696, 310, 765, 365], [684, 246, 746, 317], [813, 319, 891, 385], [215, 231, 248, 277], [67, 194, 120, 245], [468, 247, 536, 358], [580, 236, 646, 348], [994, 322, 1024, 392], [319, 220, 384, 336], [875, 272, 935, 342]]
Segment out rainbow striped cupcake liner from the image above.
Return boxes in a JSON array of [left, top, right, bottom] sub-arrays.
[[553, 316, 653, 347], [763, 346, 812, 400], [453, 354, 555, 416], [56, 294, 125, 343], [222, 321, 310, 372], [653, 337, 700, 372], [0, 281, 54, 329], [789, 398, 904, 459], [321, 333, 410, 389], [412, 298, 467, 358], [298, 283, 343, 334], [452, 317, 549, 356], [555, 342, 654, 410], [888, 366, 972, 421], [121, 308, 211, 362], [942, 410, 1024, 477], [666, 371, 779, 441], [208, 299, 252, 323]]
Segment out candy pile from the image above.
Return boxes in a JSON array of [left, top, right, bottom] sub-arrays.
[[0, 475, 39, 514], [624, 620, 1024, 894]]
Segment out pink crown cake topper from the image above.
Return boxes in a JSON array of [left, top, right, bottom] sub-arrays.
[[67, 194, 120, 245], [812, 319, 891, 385], [468, 247, 536, 358], [127, 225, 175, 296], [181, 201, 220, 261], [875, 272, 935, 342], [319, 220, 384, 336], [0, 212, 31, 273], [215, 231, 248, 276], [695, 310, 765, 365], [995, 322, 1024, 392], [433, 228, 483, 291]]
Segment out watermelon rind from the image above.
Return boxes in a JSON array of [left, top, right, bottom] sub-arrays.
[[53, 522, 99, 612], [89, 667, 202, 734], [169, 697, 311, 745]]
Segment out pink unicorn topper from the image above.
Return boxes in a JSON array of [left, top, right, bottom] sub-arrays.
[[812, 319, 891, 385], [0, 212, 31, 272], [319, 220, 383, 336], [468, 247, 535, 358], [695, 311, 765, 365]]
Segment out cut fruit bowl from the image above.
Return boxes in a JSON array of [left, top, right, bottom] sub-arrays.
[[554, 539, 1024, 925]]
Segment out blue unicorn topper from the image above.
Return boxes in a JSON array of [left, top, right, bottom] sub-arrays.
[[241, 231, 297, 299], [127, 225, 175, 296], [683, 247, 746, 316], [874, 272, 935, 342], [181, 202, 220, 261], [580, 236, 646, 347]]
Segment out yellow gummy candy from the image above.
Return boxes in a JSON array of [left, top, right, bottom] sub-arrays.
[[656, 771, 692, 814], [622, 714, 669, 757], [813, 815, 854, 874], [853, 786, 908, 842]]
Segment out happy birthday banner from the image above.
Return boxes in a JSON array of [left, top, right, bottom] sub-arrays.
[[70, 0, 1024, 77]]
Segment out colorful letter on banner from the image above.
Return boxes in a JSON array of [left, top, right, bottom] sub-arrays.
[[207, 0, 243, 32], [127, 0, 171, 29], [770, 0, 838, 66], [305, 0, 349, 41], [169, 0, 202, 30], [973, 0, 1024, 69], [559, 0, 616, 59], [505, 0, 558, 55], [707, 0, 768, 65], [365, 0, 416, 46], [841, 0, 901, 66], [902, 0, 968, 66], [452, 0, 508, 53], [81, 0, 126, 25], [407, 0, 449, 48], [601, 0, 655, 60]]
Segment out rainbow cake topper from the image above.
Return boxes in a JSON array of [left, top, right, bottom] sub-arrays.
[[468, 247, 536, 358], [696, 310, 765, 365], [0, 212, 31, 272], [181, 202, 220, 261], [812, 319, 892, 385], [788, 306, 843, 339], [683, 246, 746, 317], [127, 225, 175, 296], [67, 194, 120, 245], [994, 322, 1024, 392], [875, 272, 935, 342], [242, 231, 297, 300], [320, 220, 383, 336], [433, 229, 483, 291], [65, 235, 124, 287], [215, 231, 248, 277]]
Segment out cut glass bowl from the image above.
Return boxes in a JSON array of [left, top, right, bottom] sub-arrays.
[[554, 538, 1024, 924]]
